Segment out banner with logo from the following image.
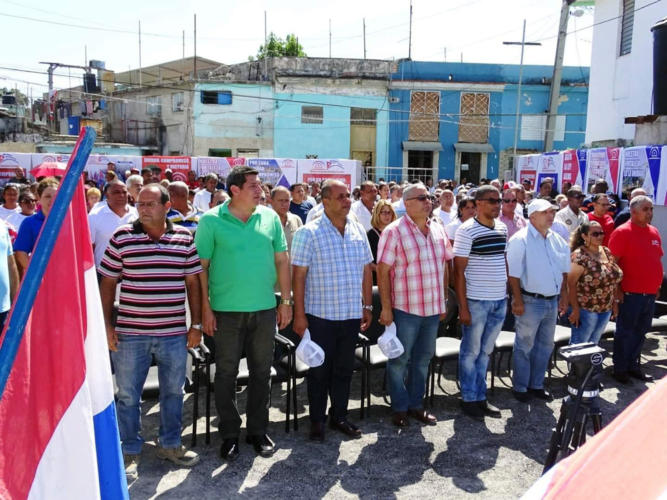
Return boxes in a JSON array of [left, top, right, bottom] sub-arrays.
[[561, 149, 585, 188], [31, 153, 71, 167], [195, 157, 234, 179], [584, 147, 621, 194], [0, 153, 32, 185], [248, 158, 297, 188], [141, 156, 191, 182], [536, 152, 563, 193], [84, 154, 142, 185], [656, 146, 667, 205], [514, 154, 540, 190], [297, 159, 360, 190]]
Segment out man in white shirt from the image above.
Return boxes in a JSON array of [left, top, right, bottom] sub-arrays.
[[434, 189, 456, 226], [192, 174, 218, 212], [89, 180, 138, 270], [349, 181, 376, 232], [555, 187, 587, 235], [0, 184, 20, 222]]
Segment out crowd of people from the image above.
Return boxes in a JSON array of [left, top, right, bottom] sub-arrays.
[[0, 165, 662, 481]]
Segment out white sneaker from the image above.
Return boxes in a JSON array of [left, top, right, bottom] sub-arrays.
[[123, 454, 140, 480], [156, 445, 200, 467]]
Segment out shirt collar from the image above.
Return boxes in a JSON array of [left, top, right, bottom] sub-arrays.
[[528, 222, 550, 239], [403, 213, 431, 232], [131, 218, 174, 235]]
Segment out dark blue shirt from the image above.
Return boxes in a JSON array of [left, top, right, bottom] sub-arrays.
[[289, 200, 313, 224], [13, 210, 45, 253]]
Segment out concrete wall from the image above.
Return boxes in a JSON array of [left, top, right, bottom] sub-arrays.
[[193, 82, 274, 157], [585, 0, 664, 144], [273, 79, 389, 165]]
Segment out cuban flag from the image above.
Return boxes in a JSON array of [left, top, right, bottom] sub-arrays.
[[0, 128, 128, 499]]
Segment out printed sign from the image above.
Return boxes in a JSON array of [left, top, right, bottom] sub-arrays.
[[0, 153, 32, 185], [142, 156, 191, 182]]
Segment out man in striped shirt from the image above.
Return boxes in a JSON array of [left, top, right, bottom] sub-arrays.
[[378, 183, 452, 428], [100, 184, 203, 477], [454, 185, 508, 419]]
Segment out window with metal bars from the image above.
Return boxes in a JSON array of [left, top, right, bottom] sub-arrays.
[[350, 107, 377, 125], [301, 106, 323, 124], [408, 91, 440, 141], [619, 0, 634, 56], [458, 93, 489, 143]]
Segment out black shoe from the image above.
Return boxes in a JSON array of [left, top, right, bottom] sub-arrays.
[[309, 422, 325, 442], [478, 400, 502, 417], [219, 438, 239, 461], [628, 369, 653, 382], [512, 390, 530, 403], [245, 434, 275, 457], [613, 371, 630, 384], [528, 388, 553, 401], [329, 419, 362, 438], [461, 400, 485, 419]]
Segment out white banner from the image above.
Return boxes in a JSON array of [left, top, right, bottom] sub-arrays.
[[297, 159, 361, 190]]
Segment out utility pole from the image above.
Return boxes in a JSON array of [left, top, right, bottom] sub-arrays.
[[194, 14, 197, 81], [408, 1, 413, 59], [504, 20, 541, 156], [329, 19, 332, 58], [544, 0, 575, 152], [182, 30, 185, 60], [84, 45, 87, 68], [363, 18, 366, 59], [138, 20, 142, 87]]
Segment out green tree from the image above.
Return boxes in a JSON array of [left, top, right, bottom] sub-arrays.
[[0, 88, 28, 105], [251, 32, 307, 61]]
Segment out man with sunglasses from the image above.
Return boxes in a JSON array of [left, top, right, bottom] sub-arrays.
[[555, 187, 588, 235], [378, 183, 452, 427], [499, 189, 526, 239], [6, 191, 36, 231], [454, 185, 508, 418]]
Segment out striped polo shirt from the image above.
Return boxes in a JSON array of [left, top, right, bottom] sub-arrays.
[[453, 217, 508, 301], [99, 219, 202, 336]]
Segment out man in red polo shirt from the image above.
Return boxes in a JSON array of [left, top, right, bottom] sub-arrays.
[[587, 193, 615, 247], [608, 195, 663, 383]]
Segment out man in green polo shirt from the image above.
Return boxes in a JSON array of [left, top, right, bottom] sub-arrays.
[[195, 165, 292, 462]]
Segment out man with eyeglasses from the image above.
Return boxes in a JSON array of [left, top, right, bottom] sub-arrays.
[[454, 185, 508, 419], [555, 186, 588, 235], [587, 193, 615, 246], [507, 199, 570, 403], [499, 189, 526, 239], [378, 183, 452, 427], [100, 184, 203, 478], [6, 191, 36, 231]]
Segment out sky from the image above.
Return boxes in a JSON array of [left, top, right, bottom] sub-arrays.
[[0, 0, 596, 97]]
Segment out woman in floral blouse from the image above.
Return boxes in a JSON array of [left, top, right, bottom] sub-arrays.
[[567, 221, 623, 344]]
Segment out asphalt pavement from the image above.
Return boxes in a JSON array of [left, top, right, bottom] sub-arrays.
[[126, 331, 665, 499]]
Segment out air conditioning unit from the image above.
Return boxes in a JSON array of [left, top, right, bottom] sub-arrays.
[[388, 97, 400, 103]]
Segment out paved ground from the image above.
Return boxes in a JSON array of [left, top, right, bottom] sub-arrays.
[[126, 332, 666, 499]]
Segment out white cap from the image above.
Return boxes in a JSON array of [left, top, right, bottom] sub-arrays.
[[527, 198, 556, 217]]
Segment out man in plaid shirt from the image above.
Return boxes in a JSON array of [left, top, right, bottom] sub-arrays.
[[377, 183, 453, 428], [292, 180, 374, 442]]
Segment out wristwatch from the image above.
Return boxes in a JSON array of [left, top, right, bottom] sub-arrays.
[[280, 298, 294, 306], [191, 323, 202, 331], [362, 304, 373, 311]]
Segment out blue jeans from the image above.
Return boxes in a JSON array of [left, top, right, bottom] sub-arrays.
[[613, 293, 656, 373], [570, 309, 612, 345], [512, 295, 558, 392], [459, 298, 507, 402], [387, 309, 439, 412], [111, 334, 187, 454]]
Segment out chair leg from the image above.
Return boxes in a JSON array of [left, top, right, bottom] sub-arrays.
[[205, 360, 211, 445], [191, 362, 199, 447]]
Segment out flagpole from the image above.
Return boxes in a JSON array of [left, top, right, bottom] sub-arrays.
[[0, 127, 97, 397]]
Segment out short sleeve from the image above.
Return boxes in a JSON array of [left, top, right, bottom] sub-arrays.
[[98, 231, 124, 279], [377, 226, 397, 266], [453, 224, 472, 257], [272, 212, 288, 253], [506, 234, 526, 278], [290, 226, 312, 267], [183, 234, 202, 275], [2, 225, 12, 256], [13, 219, 35, 253], [194, 214, 215, 260], [360, 226, 373, 265], [607, 226, 625, 261]]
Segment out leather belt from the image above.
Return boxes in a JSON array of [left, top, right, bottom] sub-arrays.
[[520, 288, 558, 300]]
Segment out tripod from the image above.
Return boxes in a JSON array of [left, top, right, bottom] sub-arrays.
[[543, 365, 603, 473]]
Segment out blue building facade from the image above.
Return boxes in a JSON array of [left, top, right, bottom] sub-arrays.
[[386, 61, 589, 183]]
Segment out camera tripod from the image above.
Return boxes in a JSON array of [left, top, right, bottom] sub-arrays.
[[543, 364, 603, 473]]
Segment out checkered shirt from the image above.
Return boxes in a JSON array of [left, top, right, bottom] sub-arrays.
[[377, 215, 453, 316], [291, 212, 373, 320]]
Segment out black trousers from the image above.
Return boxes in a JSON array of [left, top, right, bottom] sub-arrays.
[[306, 314, 359, 424], [213, 309, 276, 438]]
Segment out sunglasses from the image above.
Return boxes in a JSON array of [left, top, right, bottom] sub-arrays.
[[407, 195, 431, 202], [502, 199, 517, 203], [479, 198, 501, 204], [589, 231, 604, 237], [21, 199, 37, 204]]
